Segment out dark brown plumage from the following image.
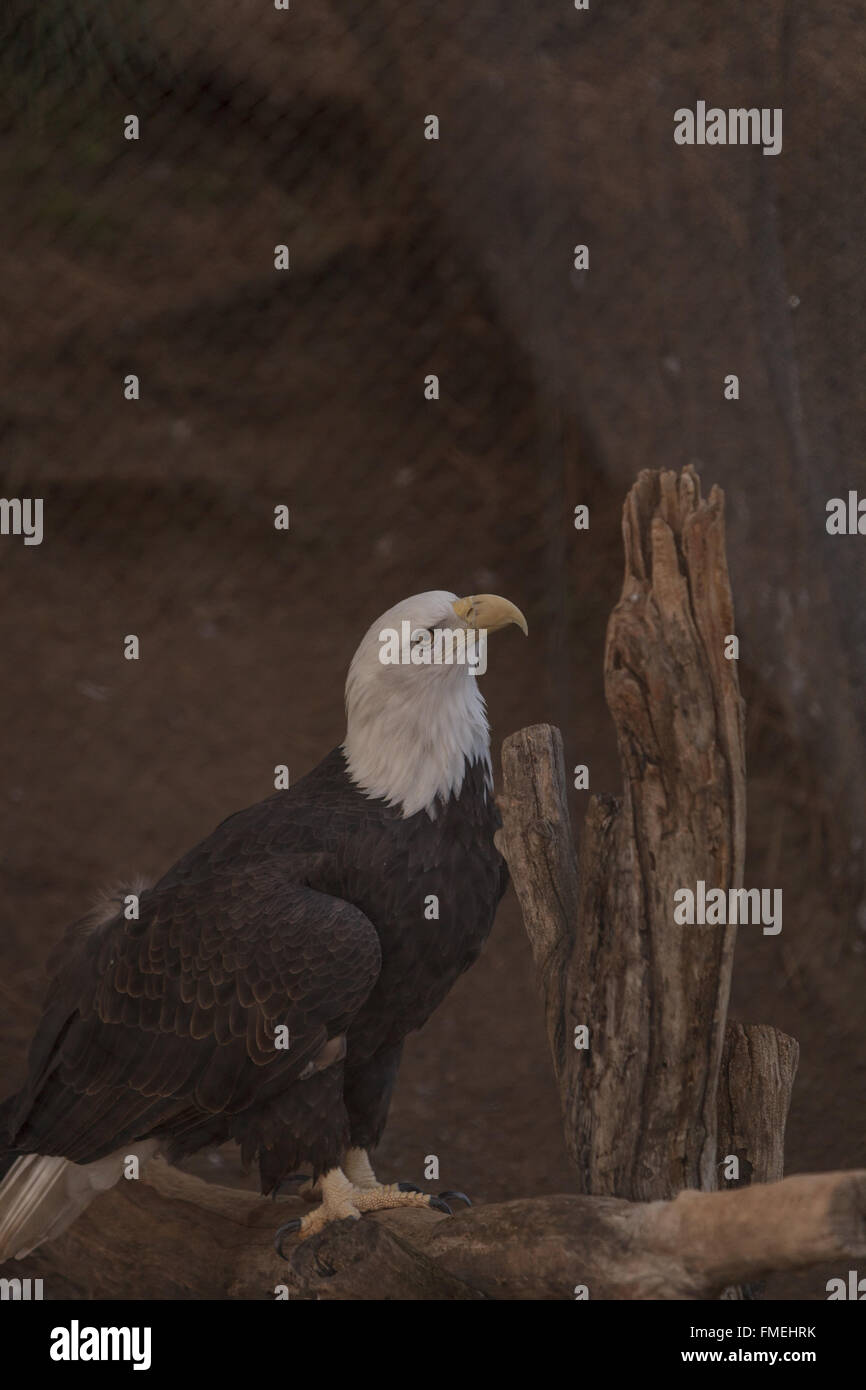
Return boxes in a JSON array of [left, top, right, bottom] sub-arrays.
[[2, 749, 506, 1191]]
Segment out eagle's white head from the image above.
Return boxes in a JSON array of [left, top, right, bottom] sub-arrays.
[[342, 590, 528, 818]]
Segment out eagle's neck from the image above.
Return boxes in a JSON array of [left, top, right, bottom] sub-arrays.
[[342, 671, 492, 819]]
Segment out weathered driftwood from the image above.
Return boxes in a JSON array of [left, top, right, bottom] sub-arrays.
[[499, 468, 747, 1200], [19, 1159, 866, 1301]]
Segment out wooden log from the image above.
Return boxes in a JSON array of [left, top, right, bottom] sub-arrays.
[[499, 466, 747, 1201], [17, 1160, 866, 1300]]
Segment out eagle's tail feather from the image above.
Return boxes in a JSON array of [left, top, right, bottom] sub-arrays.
[[0, 1154, 81, 1261], [0, 1144, 157, 1262]]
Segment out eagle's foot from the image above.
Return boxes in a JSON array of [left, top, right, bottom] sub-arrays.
[[350, 1183, 453, 1215], [273, 1166, 457, 1255], [342, 1146, 386, 1191], [341, 1146, 470, 1206], [273, 1169, 360, 1252]]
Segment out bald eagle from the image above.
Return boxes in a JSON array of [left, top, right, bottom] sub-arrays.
[[0, 590, 526, 1258]]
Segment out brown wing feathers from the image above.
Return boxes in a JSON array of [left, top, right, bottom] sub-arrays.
[[8, 873, 381, 1167]]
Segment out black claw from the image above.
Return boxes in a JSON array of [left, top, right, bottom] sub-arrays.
[[397, 1182, 423, 1193], [429, 1196, 453, 1216], [438, 1190, 472, 1207], [273, 1218, 302, 1258]]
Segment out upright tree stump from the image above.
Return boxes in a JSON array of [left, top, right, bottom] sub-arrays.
[[498, 467, 796, 1206]]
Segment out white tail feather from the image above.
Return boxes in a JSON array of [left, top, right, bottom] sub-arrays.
[[0, 1143, 158, 1261]]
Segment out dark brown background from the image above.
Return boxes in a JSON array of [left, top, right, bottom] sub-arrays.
[[1, 1, 864, 1299]]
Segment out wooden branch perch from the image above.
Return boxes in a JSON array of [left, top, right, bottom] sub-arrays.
[[21, 1159, 866, 1300]]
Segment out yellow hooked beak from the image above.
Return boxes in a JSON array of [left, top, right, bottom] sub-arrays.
[[452, 594, 528, 636]]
